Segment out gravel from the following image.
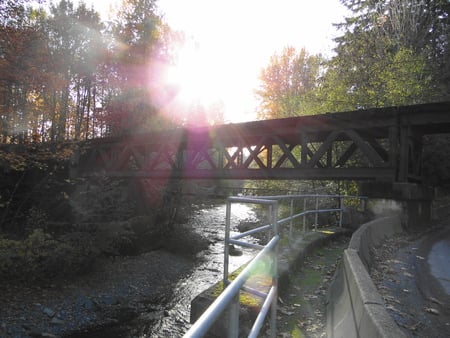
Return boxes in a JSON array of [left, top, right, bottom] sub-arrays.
[[0, 250, 195, 338]]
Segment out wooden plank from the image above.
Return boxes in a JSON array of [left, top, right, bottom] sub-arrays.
[[92, 167, 396, 181]]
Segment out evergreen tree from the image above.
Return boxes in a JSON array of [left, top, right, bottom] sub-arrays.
[[320, 0, 450, 111]]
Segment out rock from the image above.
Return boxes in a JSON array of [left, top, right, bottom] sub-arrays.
[[50, 317, 65, 325], [77, 296, 95, 310], [102, 295, 119, 306], [27, 329, 45, 337], [229, 244, 243, 256], [42, 307, 55, 318], [42, 333, 58, 338]]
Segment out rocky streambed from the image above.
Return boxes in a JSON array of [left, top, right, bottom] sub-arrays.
[[0, 202, 259, 338]]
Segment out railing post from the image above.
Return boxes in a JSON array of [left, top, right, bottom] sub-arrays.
[[224, 199, 232, 286], [228, 293, 240, 338], [289, 198, 294, 245], [339, 196, 343, 227], [267, 204, 273, 240], [303, 198, 307, 232], [270, 201, 278, 338], [314, 194, 319, 231]]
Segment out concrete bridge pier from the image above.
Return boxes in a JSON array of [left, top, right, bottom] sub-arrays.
[[359, 182, 435, 229]]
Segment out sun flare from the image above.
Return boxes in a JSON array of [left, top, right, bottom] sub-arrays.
[[161, 39, 255, 125], [165, 42, 225, 111]]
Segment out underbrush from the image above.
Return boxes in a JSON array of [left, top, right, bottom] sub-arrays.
[[0, 229, 96, 282], [0, 216, 210, 283]]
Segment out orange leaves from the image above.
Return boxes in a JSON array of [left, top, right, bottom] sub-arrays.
[[0, 143, 75, 172]]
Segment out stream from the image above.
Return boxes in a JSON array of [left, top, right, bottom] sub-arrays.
[[91, 201, 260, 337], [150, 202, 259, 337]]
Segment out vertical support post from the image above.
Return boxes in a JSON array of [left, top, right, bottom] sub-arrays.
[[303, 198, 307, 232], [267, 205, 273, 240], [398, 125, 409, 182], [218, 146, 224, 170], [389, 125, 399, 168], [228, 293, 240, 338], [267, 144, 273, 169], [361, 197, 367, 212], [326, 148, 332, 167], [224, 199, 232, 286], [270, 275, 277, 338], [339, 196, 343, 227], [289, 198, 294, 245], [301, 133, 308, 165], [314, 194, 319, 231], [270, 201, 278, 338]]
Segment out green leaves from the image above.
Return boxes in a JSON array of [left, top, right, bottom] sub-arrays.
[[326, 0, 449, 109], [256, 47, 323, 119]]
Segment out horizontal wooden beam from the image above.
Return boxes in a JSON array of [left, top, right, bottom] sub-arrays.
[[81, 167, 396, 181]]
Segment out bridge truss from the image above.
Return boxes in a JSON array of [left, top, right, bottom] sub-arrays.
[[74, 101, 450, 182]]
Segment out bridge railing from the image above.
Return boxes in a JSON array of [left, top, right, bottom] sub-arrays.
[[254, 194, 368, 245], [184, 196, 279, 338], [184, 193, 367, 338]]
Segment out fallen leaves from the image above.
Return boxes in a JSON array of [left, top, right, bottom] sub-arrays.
[[402, 271, 414, 278], [369, 230, 450, 338], [273, 237, 348, 338], [425, 307, 440, 315], [428, 297, 444, 306], [278, 306, 295, 316]]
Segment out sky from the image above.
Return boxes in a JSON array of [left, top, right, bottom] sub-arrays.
[[82, 0, 349, 123]]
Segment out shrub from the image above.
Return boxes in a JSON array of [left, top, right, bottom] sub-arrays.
[[0, 229, 96, 282]]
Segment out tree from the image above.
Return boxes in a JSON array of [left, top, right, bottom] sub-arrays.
[[0, 0, 218, 143], [0, 7, 51, 143], [104, 0, 173, 135], [325, 0, 450, 110], [318, 41, 433, 111], [381, 0, 450, 99], [0, 0, 46, 26], [45, 0, 105, 141], [253, 47, 330, 194], [256, 47, 323, 119]]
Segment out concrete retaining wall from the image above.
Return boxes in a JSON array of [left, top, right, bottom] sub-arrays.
[[326, 216, 407, 338]]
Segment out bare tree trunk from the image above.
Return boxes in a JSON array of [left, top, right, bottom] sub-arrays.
[[49, 92, 58, 143], [59, 87, 69, 141], [85, 81, 92, 140]]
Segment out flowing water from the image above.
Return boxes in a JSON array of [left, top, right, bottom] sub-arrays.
[[92, 201, 260, 337], [148, 202, 260, 337]]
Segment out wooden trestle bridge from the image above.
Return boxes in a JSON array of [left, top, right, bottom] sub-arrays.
[[73, 101, 450, 182]]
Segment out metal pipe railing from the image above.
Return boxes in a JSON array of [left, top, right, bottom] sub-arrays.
[[183, 235, 280, 338], [254, 194, 367, 234], [184, 193, 367, 338]]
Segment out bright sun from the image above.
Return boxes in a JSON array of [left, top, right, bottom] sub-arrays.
[[162, 41, 229, 125], [161, 39, 256, 125], [166, 43, 220, 105]]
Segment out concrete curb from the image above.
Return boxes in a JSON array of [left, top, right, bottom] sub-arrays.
[[326, 216, 407, 338]]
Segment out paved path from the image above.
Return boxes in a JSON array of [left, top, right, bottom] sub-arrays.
[[427, 228, 450, 295], [370, 224, 450, 337]]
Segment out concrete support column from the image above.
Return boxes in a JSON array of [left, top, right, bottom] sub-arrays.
[[401, 199, 432, 229], [359, 182, 434, 229]]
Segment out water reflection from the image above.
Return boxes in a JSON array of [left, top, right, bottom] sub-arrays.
[[147, 202, 260, 337]]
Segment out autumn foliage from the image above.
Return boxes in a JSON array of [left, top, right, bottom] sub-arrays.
[[0, 0, 177, 144]]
